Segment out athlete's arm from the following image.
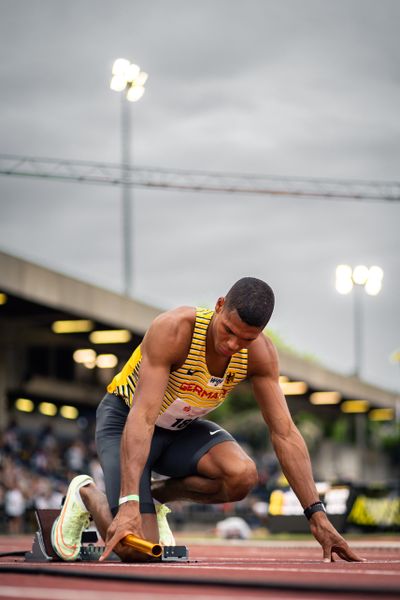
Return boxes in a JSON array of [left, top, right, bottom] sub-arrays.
[[100, 308, 193, 560], [248, 336, 363, 562]]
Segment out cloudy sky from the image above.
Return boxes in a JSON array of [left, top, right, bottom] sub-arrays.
[[0, 0, 399, 392]]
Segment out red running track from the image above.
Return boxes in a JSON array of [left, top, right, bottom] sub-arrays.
[[0, 536, 399, 600]]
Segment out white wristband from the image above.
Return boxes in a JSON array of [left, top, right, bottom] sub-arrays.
[[119, 494, 140, 505]]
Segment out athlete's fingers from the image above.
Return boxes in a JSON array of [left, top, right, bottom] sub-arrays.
[[99, 530, 128, 561], [332, 543, 365, 562], [99, 540, 117, 561], [323, 545, 332, 563]]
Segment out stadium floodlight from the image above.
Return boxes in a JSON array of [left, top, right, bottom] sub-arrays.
[[110, 58, 148, 297], [110, 58, 148, 103], [112, 58, 131, 77], [369, 408, 394, 421], [96, 353, 118, 368], [309, 391, 342, 405], [52, 319, 94, 334], [39, 402, 58, 417], [352, 265, 369, 286], [365, 265, 384, 296], [89, 329, 132, 344], [15, 398, 34, 412], [60, 405, 79, 419], [335, 264, 353, 295], [127, 85, 145, 102], [279, 381, 308, 395], [341, 400, 369, 413], [126, 63, 140, 82], [110, 75, 127, 92], [335, 264, 384, 378], [335, 264, 384, 295], [73, 348, 97, 369], [73, 348, 97, 364]]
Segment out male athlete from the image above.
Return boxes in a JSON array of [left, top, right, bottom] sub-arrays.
[[51, 277, 362, 562]]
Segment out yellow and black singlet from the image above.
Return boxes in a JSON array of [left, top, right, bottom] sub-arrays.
[[107, 308, 248, 430]]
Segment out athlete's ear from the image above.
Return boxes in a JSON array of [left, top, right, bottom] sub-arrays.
[[215, 297, 225, 313]]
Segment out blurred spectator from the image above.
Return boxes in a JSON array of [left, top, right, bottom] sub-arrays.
[[34, 479, 64, 510], [65, 440, 86, 472], [40, 425, 58, 451], [3, 420, 22, 455], [30, 448, 50, 474], [216, 516, 251, 539], [4, 483, 26, 534]]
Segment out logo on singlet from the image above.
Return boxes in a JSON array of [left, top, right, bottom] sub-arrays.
[[226, 372, 235, 384], [187, 369, 201, 376], [208, 376, 224, 387]]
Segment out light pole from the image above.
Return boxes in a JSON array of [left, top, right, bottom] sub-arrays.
[[335, 264, 384, 482], [110, 58, 148, 296], [335, 264, 384, 378]]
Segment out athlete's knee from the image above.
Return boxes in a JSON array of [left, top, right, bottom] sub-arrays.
[[224, 458, 258, 501]]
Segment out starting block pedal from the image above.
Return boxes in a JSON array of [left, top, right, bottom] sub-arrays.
[[25, 509, 189, 563], [161, 545, 189, 562], [25, 509, 100, 562]]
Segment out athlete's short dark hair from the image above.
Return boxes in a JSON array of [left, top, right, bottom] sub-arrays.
[[224, 277, 275, 329]]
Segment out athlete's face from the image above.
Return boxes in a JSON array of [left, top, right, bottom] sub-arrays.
[[212, 297, 262, 357]]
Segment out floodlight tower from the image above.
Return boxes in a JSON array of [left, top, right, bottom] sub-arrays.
[[110, 58, 148, 296], [335, 264, 384, 378]]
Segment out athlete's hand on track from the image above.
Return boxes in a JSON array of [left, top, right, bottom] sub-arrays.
[[99, 503, 144, 562], [309, 512, 365, 562]]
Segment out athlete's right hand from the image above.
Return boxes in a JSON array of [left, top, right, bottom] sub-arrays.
[[99, 503, 144, 561]]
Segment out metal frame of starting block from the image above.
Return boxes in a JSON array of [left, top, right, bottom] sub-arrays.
[[25, 509, 189, 563]]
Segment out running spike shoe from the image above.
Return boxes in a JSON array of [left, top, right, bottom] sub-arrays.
[[51, 474, 93, 561], [156, 503, 176, 546]]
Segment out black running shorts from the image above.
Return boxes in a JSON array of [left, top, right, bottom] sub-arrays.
[[95, 393, 235, 514]]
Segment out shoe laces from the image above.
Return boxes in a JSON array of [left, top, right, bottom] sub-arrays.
[[65, 508, 90, 534], [157, 504, 171, 518]]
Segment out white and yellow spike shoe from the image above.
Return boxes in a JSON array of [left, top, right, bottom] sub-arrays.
[[156, 504, 175, 546], [51, 474, 93, 561]]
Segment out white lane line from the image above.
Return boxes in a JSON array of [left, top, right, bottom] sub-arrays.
[[181, 540, 400, 549], [192, 558, 400, 565], [0, 586, 233, 600], [89, 563, 400, 577], [178, 565, 400, 576], [71, 557, 400, 568]]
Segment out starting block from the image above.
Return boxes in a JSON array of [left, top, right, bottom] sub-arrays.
[[25, 509, 189, 563]]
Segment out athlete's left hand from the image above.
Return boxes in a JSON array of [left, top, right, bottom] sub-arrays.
[[309, 511, 365, 562], [100, 502, 144, 562]]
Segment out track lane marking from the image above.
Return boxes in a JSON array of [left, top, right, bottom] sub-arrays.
[[0, 586, 236, 600], [73, 563, 400, 576]]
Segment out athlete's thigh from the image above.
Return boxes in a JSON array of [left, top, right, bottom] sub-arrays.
[[95, 393, 129, 510], [196, 434, 255, 480], [153, 419, 236, 478]]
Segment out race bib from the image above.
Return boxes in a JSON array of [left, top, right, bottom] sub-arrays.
[[156, 398, 213, 430]]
